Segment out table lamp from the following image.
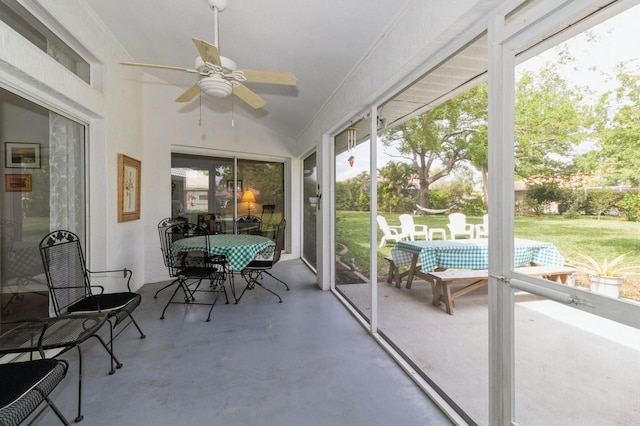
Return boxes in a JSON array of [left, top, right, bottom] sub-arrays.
[[241, 190, 256, 215]]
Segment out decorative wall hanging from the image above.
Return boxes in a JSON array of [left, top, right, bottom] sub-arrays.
[[5, 174, 32, 192], [118, 154, 141, 222], [5, 142, 41, 169]]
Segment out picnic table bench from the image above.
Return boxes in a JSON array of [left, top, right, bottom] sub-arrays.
[[429, 265, 577, 315]]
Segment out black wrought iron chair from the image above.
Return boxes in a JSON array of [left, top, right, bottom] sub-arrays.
[[238, 218, 290, 303], [154, 217, 190, 299], [0, 358, 70, 426], [162, 222, 229, 321], [39, 230, 146, 373], [235, 215, 262, 235]]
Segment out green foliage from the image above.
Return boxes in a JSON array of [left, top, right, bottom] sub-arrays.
[[524, 182, 568, 215], [584, 189, 621, 218], [515, 64, 591, 179], [619, 191, 640, 222], [562, 205, 581, 219], [569, 253, 640, 277], [595, 65, 640, 186]]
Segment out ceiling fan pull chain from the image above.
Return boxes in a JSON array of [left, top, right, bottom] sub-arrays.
[[198, 94, 203, 126]]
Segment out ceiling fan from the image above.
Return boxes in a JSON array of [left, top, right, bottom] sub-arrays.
[[120, 0, 296, 109]]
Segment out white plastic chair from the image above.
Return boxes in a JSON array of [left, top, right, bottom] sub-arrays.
[[475, 214, 488, 238], [446, 213, 475, 239], [399, 214, 429, 241], [376, 216, 408, 248]]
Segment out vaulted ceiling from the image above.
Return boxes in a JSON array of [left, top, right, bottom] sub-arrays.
[[84, 0, 415, 140]]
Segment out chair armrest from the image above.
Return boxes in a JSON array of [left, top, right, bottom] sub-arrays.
[[414, 225, 428, 232], [87, 268, 133, 292]]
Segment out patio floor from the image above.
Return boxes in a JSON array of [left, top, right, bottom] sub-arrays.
[[25, 259, 452, 426], [338, 276, 640, 425]]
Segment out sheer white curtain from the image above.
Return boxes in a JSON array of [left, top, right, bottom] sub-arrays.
[[48, 112, 85, 237]]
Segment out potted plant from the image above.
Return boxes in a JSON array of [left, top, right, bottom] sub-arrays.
[[569, 253, 640, 298]]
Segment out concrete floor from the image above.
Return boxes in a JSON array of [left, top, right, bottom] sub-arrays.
[[30, 260, 452, 426]]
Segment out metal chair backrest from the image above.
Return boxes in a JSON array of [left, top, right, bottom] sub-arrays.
[[235, 215, 262, 235], [272, 218, 286, 266], [164, 222, 209, 277], [39, 230, 91, 315], [158, 217, 186, 267]]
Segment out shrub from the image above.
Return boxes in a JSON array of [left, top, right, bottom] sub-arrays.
[[619, 191, 640, 222]]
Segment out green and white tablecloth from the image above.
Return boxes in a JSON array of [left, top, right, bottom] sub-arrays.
[[391, 238, 564, 272], [170, 234, 275, 271]]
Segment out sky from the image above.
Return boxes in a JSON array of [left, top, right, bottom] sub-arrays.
[[335, 3, 640, 184]]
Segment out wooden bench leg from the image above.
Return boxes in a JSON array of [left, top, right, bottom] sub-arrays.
[[406, 255, 419, 289], [442, 282, 454, 315]]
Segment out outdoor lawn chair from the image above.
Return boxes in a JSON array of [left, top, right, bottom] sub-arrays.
[[235, 215, 262, 235], [238, 218, 289, 303], [399, 214, 429, 241], [446, 213, 475, 239], [376, 215, 408, 248], [162, 222, 229, 321], [475, 214, 489, 238], [39, 230, 146, 373], [399, 214, 446, 241], [0, 358, 70, 426]]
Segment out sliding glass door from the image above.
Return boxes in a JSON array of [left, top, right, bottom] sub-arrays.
[[171, 153, 284, 238], [302, 152, 318, 270], [0, 87, 86, 325]]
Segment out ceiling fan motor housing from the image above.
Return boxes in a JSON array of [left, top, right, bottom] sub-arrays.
[[199, 74, 233, 97]]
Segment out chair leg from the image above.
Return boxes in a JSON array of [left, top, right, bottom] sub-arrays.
[[262, 271, 289, 291], [126, 312, 146, 339], [153, 277, 180, 298], [238, 270, 282, 303], [74, 345, 84, 422]]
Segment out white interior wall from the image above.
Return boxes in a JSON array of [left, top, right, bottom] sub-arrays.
[[139, 72, 299, 283]]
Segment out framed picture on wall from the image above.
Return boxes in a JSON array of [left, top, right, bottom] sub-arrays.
[[5, 174, 32, 192], [117, 154, 141, 222], [5, 142, 41, 168]]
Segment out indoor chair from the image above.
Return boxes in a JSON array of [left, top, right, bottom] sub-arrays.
[[238, 218, 289, 303], [0, 359, 70, 426], [162, 222, 229, 321], [39, 230, 146, 373], [235, 215, 262, 235]]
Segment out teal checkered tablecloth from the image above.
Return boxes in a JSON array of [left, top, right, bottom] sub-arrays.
[[391, 238, 564, 272], [170, 234, 275, 271]]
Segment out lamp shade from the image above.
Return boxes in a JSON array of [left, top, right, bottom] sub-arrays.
[[241, 190, 256, 203]]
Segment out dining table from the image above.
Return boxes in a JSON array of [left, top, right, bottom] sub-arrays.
[[391, 238, 565, 287], [169, 234, 275, 302]]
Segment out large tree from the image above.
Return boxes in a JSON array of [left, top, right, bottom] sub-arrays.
[[381, 84, 487, 208], [592, 64, 640, 186], [514, 64, 590, 180]]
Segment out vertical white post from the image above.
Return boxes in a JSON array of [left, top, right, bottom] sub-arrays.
[[488, 13, 516, 425], [370, 106, 378, 333]]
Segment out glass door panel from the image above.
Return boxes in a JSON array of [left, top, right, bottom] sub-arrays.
[[302, 152, 317, 269], [511, 4, 640, 424], [334, 118, 372, 319]]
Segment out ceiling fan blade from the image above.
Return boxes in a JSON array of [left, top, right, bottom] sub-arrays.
[[233, 83, 266, 109], [121, 62, 199, 73], [192, 38, 221, 66], [241, 70, 297, 85], [175, 84, 201, 103]]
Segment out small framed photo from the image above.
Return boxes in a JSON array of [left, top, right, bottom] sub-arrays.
[[117, 154, 141, 222], [5, 174, 32, 192], [5, 142, 41, 169]]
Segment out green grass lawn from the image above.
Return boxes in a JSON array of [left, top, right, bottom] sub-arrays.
[[336, 211, 640, 299]]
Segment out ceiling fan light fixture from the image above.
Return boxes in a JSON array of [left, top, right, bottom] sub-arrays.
[[199, 75, 232, 98]]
